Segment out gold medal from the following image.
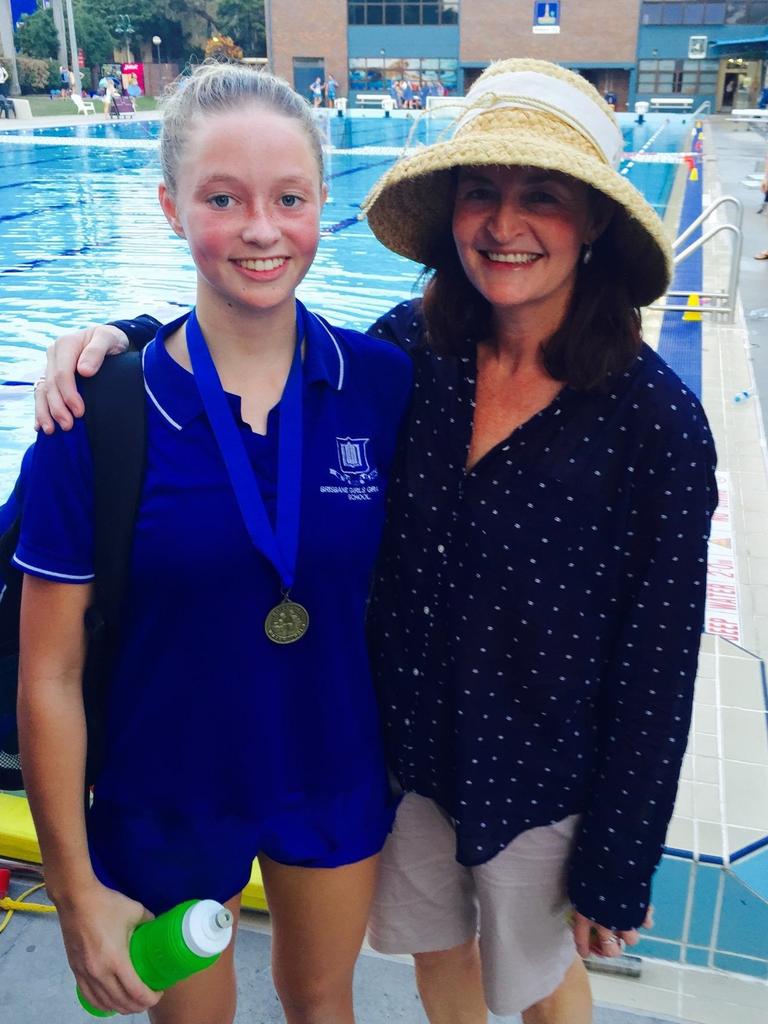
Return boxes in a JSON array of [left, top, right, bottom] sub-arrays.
[[265, 597, 309, 644]]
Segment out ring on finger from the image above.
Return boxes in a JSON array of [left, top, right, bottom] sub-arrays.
[[600, 934, 620, 945], [33, 377, 46, 392]]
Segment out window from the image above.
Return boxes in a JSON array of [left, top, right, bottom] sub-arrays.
[[641, 3, 663, 22], [640, 0, 762, 22], [726, 0, 768, 19], [703, 2, 726, 19], [348, 56, 458, 98], [637, 58, 720, 96], [348, 0, 459, 24], [385, 1, 402, 23]]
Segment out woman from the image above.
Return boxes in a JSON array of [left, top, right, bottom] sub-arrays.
[[16, 62, 411, 1024], [36, 60, 716, 1023], [360, 59, 717, 1022]]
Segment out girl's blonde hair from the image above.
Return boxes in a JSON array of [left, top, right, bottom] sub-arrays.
[[160, 61, 325, 195]]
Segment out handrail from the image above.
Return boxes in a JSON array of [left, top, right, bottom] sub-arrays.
[[673, 195, 742, 250], [652, 222, 742, 322], [691, 99, 711, 119]]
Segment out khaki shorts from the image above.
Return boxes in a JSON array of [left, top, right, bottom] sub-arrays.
[[368, 793, 580, 1017]]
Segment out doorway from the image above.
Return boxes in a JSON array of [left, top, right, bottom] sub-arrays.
[[293, 58, 325, 106]]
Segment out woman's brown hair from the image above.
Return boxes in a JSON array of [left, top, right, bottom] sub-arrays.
[[421, 191, 642, 392]]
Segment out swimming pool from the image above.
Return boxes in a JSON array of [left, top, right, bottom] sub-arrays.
[[0, 111, 689, 492]]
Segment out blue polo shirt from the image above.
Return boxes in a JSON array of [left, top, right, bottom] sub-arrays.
[[14, 306, 412, 912]]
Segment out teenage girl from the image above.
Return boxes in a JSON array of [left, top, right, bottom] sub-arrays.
[[16, 63, 411, 1024]]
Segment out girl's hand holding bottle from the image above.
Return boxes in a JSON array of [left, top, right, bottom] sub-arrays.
[[55, 878, 160, 1017]]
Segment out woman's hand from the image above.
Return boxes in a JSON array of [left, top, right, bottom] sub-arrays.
[[56, 880, 161, 1016], [571, 906, 653, 959], [35, 325, 129, 435]]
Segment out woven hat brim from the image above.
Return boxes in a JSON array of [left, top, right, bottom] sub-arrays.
[[363, 131, 673, 309]]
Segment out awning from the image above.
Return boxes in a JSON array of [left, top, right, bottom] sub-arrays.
[[708, 34, 768, 57]]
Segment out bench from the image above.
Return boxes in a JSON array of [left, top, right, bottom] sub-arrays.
[[355, 92, 394, 110], [1, 97, 32, 118], [649, 97, 694, 112], [728, 108, 768, 126]]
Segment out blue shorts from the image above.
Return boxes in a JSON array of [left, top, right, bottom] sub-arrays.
[[87, 796, 395, 915]]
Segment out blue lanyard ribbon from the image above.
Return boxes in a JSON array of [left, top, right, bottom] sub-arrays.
[[186, 304, 304, 593]]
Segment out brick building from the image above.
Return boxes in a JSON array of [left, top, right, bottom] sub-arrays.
[[265, 0, 641, 109]]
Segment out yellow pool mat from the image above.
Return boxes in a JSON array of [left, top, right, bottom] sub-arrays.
[[0, 792, 268, 912]]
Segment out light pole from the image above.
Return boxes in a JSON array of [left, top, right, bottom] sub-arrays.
[[115, 15, 134, 63], [152, 35, 162, 65], [63, 0, 82, 93]]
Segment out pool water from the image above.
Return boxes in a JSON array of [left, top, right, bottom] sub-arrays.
[[0, 112, 689, 493]]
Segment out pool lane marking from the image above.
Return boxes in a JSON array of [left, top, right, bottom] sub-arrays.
[[0, 135, 156, 150], [327, 156, 393, 179], [0, 201, 79, 224], [0, 178, 43, 192], [0, 236, 119, 275], [322, 156, 398, 234], [0, 151, 85, 170], [322, 216, 362, 235]]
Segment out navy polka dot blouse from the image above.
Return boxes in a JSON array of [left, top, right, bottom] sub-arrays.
[[367, 300, 718, 931]]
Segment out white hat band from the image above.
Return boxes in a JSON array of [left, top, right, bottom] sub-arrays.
[[454, 70, 624, 170]]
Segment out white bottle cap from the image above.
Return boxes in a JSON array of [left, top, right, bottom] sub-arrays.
[[181, 900, 234, 958]]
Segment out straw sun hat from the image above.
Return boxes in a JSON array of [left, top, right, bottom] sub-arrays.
[[363, 59, 673, 308]]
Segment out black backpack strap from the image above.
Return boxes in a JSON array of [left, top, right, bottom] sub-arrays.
[[79, 351, 146, 784]]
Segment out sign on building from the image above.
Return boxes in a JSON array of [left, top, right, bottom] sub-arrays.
[[533, 2, 561, 34], [689, 36, 708, 60]]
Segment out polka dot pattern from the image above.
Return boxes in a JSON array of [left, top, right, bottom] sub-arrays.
[[367, 300, 718, 931]]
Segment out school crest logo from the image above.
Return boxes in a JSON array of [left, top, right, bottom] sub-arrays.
[[322, 436, 380, 500], [336, 437, 370, 476]]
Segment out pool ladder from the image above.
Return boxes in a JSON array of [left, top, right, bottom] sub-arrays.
[[650, 196, 743, 323]]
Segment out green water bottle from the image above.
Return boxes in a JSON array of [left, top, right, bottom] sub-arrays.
[[76, 899, 234, 1017]]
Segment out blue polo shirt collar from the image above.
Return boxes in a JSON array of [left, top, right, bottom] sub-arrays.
[[142, 302, 345, 431]]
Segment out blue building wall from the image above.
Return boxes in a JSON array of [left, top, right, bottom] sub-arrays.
[[347, 26, 459, 60], [638, 23, 768, 59], [636, 23, 768, 109]]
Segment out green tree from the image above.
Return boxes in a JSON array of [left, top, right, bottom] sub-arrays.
[[73, 8, 117, 67], [15, 9, 59, 60], [216, 0, 265, 57]]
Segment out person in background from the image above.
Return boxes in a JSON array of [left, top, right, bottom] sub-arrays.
[[324, 74, 338, 108], [101, 77, 118, 117], [309, 76, 323, 108]]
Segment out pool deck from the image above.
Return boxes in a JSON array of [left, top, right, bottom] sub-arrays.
[[1, 113, 768, 1023]]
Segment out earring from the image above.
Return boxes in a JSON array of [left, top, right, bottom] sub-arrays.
[[582, 243, 593, 265]]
